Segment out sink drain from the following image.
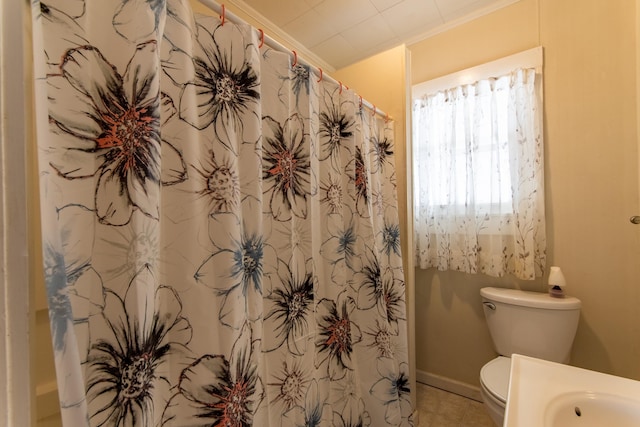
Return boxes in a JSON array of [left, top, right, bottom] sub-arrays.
[[574, 406, 582, 417]]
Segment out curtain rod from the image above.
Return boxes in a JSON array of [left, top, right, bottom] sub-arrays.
[[196, 0, 391, 122]]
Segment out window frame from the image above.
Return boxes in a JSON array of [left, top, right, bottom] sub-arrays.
[[412, 46, 543, 100]]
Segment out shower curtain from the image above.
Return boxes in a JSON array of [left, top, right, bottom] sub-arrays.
[[31, 1, 411, 426]]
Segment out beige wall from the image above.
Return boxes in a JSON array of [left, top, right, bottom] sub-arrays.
[[410, 0, 640, 388]]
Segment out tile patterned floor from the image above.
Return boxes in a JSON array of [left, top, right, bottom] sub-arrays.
[[40, 380, 492, 427], [416, 382, 496, 427]]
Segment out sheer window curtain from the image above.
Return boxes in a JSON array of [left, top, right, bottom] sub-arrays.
[[413, 68, 545, 280]]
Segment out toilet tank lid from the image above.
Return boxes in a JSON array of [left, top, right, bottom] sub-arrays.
[[480, 287, 581, 310]]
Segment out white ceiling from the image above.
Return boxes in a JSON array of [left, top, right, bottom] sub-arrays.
[[233, 0, 520, 70]]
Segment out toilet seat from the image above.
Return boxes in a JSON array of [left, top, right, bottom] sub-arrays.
[[480, 356, 511, 403]]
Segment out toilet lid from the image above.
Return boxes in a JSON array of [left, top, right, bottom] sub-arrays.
[[480, 356, 511, 403]]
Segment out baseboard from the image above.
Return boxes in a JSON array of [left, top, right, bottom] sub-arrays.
[[416, 369, 483, 402]]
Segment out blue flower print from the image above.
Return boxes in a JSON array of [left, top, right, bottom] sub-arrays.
[[274, 61, 311, 108], [113, 0, 195, 45], [321, 208, 364, 286], [290, 64, 310, 103], [195, 202, 276, 329], [44, 204, 104, 363], [44, 243, 72, 351], [282, 379, 333, 427], [381, 219, 401, 258], [113, 0, 164, 42], [370, 359, 412, 427]]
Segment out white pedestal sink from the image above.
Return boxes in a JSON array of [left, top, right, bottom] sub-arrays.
[[504, 354, 640, 427]]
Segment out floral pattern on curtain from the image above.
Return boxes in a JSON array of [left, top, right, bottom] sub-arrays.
[[413, 68, 545, 280], [31, 1, 411, 426]]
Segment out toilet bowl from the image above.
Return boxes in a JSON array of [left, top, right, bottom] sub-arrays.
[[479, 356, 510, 426], [479, 287, 581, 426]]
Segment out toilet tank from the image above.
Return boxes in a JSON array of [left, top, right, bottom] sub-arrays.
[[481, 287, 581, 363]]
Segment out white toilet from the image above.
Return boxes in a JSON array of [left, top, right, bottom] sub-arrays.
[[479, 287, 581, 426]]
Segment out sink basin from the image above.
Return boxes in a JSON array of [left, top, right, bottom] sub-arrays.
[[544, 391, 640, 426], [505, 354, 640, 427]]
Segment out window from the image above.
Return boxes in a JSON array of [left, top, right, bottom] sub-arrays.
[[414, 79, 513, 212], [412, 47, 546, 280]]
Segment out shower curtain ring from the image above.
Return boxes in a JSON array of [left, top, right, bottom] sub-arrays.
[[359, 95, 363, 108], [292, 50, 297, 67], [258, 29, 264, 48], [317, 67, 323, 82], [220, 4, 225, 25], [339, 81, 343, 94], [372, 105, 376, 116]]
